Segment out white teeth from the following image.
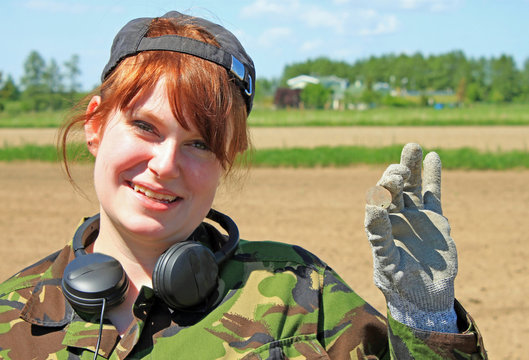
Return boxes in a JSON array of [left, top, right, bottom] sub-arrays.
[[133, 184, 178, 202]]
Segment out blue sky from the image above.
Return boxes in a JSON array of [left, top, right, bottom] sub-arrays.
[[1, 0, 528, 90]]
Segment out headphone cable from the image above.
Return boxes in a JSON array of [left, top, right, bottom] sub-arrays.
[[93, 298, 106, 360]]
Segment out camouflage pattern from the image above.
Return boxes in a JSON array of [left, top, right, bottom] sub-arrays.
[[0, 221, 487, 359]]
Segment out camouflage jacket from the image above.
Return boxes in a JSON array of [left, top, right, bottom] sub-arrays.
[[0, 220, 486, 359]]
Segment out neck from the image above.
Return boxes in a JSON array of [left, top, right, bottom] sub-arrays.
[[92, 212, 180, 290], [90, 212, 174, 335]]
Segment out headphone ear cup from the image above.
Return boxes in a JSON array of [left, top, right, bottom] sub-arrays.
[[152, 242, 219, 310], [62, 253, 129, 314]]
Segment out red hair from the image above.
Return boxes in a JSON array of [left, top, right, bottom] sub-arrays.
[[59, 17, 249, 181]]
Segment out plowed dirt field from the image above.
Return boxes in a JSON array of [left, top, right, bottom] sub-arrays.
[[1, 126, 527, 359]]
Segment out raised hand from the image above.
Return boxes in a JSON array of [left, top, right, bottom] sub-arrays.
[[365, 143, 459, 333]]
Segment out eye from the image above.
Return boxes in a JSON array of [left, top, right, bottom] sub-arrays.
[[132, 120, 158, 135], [189, 140, 211, 152]]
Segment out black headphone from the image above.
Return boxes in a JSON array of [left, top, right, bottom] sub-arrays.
[[61, 209, 239, 315]]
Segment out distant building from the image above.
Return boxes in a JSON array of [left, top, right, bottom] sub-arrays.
[[283, 74, 349, 110], [286, 75, 320, 89], [274, 88, 302, 108], [319, 76, 349, 110]]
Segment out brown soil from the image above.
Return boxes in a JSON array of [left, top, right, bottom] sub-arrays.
[[250, 126, 529, 151], [2, 126, 529, 151], [1, 127, 528, 358]]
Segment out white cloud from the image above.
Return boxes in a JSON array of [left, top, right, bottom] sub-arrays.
[[23, 0, 123, 14], [300, 39, 324, 52], [241, 0, 402, 50], [242, 0, 351, 34], [398, 0, 462, 12], [358, 13, 399, 35], [302, 7, 349, 33], [258, 27, 293, 47], [240, 0, 301, 17]]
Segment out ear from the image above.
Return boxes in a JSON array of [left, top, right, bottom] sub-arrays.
[[85, 96, 102, 157]]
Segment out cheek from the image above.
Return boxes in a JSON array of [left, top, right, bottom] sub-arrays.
[[185, 160, 223, 196], [95, 133, 151, 182]]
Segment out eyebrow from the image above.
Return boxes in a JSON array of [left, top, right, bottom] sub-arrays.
[[130, 108, 167, 125], [130, 107, 200, 135]]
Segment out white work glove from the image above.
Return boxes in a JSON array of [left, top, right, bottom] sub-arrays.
[[364, 143, 459, 333]]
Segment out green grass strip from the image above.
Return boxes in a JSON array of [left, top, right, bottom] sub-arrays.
[[3, 104, 529, 128], [0, 110, 68, 128], [248, 145, 529, 170], [248, 105, 529, 127], [0, 143, 528, 170], [0, 143, 91, 162]]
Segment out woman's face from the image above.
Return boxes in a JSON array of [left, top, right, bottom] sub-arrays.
[[85, 79, 223, 247]]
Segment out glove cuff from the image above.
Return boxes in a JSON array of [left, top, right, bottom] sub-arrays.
[[387, 292, 458, 333], [374, 275, 456, 310]]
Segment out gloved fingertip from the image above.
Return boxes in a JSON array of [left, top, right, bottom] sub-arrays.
[[401, 143, 423, 166], [424, 151, 441, 164], [365, 204, 391, 231], [423, 191, 443, 214]]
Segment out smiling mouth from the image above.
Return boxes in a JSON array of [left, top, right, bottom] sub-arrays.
[[130, 183, 180, 204]]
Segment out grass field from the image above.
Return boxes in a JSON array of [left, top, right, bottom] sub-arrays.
[[1, 143, 528, 170], [248, 104, 529, 126], [249, 145, 529, 169], [0, 109, 69, 128], [2, 103, 529, 127]]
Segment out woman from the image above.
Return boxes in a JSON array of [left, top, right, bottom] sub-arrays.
[[0, 11, 486, 359]]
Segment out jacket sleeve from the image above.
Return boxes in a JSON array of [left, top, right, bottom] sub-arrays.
[[386, 299, 487, 359], [319, 266, 487, 359]]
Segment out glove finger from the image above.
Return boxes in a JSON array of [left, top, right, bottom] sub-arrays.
[[400, 143, 423, 208], [423, 151, 443, 214], [365, 204, 401, 268], [376, 164, 410, 212], [377, 163, 410, 181], [378, 174, 404, 212]]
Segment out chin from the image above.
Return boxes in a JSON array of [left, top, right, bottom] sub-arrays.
[[117, 215, 184, 243]]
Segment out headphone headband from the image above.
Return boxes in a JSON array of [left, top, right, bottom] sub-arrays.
[[63, 209, 240, 313], [72, 209, 239, 262]]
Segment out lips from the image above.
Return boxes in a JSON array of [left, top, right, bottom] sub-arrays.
[[130, 183, 180, 204]]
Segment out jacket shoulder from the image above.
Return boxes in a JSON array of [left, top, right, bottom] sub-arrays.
[[0, 250, 61, 297], [235, 239, 327, 269]]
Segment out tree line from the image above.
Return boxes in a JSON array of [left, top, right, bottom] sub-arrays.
[[2, 49, 528, 113], [256, 50, 529, 107], [0, 50, 82, 112]]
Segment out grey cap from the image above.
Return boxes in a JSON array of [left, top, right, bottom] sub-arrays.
[[101, 11, 255, 113]]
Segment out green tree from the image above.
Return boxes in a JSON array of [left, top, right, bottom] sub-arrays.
[[255, 77, 276, 98], [300, 83, 331, 109], [43, 59, 63, 93], [44, 59, 67, 110], [63, 54, 81, 94], [466, 82, 484, 102], [281, 56, 354, 85], [0, 75, 20, 101], [20, 51, 54, 111], [466, 57, 489, 101], [21, 50, 46, 95], [518, 58, 529, 101], [456, 77, 467, 104], [426, 51, 467, 91], [408, 53, 428, 90], [360, 88, 381, 105], [489, 55, 520, 102]]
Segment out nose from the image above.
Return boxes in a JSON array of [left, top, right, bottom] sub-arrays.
[[148, 140, 181, 179]]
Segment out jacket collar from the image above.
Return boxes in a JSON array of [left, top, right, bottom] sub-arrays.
[[19, 218, 121, 358]]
